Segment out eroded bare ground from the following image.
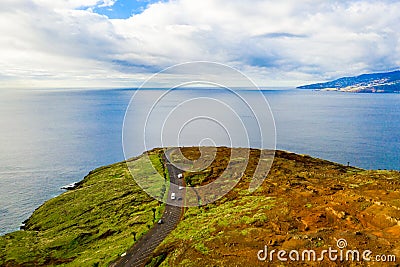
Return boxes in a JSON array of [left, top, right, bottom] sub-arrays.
[[151, 147, 400, 266]]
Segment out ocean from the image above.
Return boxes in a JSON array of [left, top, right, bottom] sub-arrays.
[[0, 88, 399, 235]]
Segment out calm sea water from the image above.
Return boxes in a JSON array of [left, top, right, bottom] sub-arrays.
[[0, 88, 399, 235]]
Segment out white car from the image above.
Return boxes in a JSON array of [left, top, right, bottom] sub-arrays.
[[178, 186, 183, 190], [171, 192, 176, 200], [177, 173, 183, 179]]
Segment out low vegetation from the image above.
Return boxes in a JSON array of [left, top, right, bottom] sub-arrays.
[[0, 148, 167, 266], [152, 148, 400, 266], [1, 147, 400, 266]]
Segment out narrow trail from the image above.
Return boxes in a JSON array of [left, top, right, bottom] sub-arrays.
[[111, 152, 185, 267]]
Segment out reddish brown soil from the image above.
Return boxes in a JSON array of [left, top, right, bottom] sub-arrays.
[[153, 148, 400, 266]]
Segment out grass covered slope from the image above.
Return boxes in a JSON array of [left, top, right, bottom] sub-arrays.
[[1, 147, 399, 266], [0, 148, 168, 267], [154, 148, 400, 266]]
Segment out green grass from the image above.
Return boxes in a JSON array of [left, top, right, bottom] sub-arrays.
[[153, 193, 277, 266], [184, 171, 210, 186], [0, 149, 167, 267], [159, 195, 276, 245], [2, 147, 400, 267], [148, 148, 400, 266]]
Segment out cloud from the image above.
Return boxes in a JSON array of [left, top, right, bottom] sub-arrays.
[[32, 0, 101, 9], [259, 33, 308, 39], [1, 0, 400, 88], [97, 0, 117, 8]]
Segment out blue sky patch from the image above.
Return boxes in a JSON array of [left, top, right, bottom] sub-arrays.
[[92, 0, 167, 19]]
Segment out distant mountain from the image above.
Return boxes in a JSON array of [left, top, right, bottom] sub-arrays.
[[298, 70, 400, 93]]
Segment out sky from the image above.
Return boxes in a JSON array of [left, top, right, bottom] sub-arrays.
[[0, 0, 399, 88]]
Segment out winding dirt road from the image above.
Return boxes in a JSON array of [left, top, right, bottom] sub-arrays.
[[111, 152, 184, 267]]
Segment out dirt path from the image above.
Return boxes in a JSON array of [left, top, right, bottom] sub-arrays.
[[111, 152, 184, 267]]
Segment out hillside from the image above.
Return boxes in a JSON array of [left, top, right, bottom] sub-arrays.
[[153, 147, 400, 266], [1, 147, 400, 266], [0, 148, 168, 266], [298, 70, 400, 93]]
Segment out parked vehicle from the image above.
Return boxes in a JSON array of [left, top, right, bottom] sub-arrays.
[[171, 192, 176, 200]]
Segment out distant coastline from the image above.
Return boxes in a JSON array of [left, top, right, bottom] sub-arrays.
[[298, 70, 400, 93]]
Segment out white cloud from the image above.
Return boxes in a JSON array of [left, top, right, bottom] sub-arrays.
[[32, 0, 119, 9], [1, 0, 400, 88], [32, 0, 101, 9], [97, 0, 117, 8]]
